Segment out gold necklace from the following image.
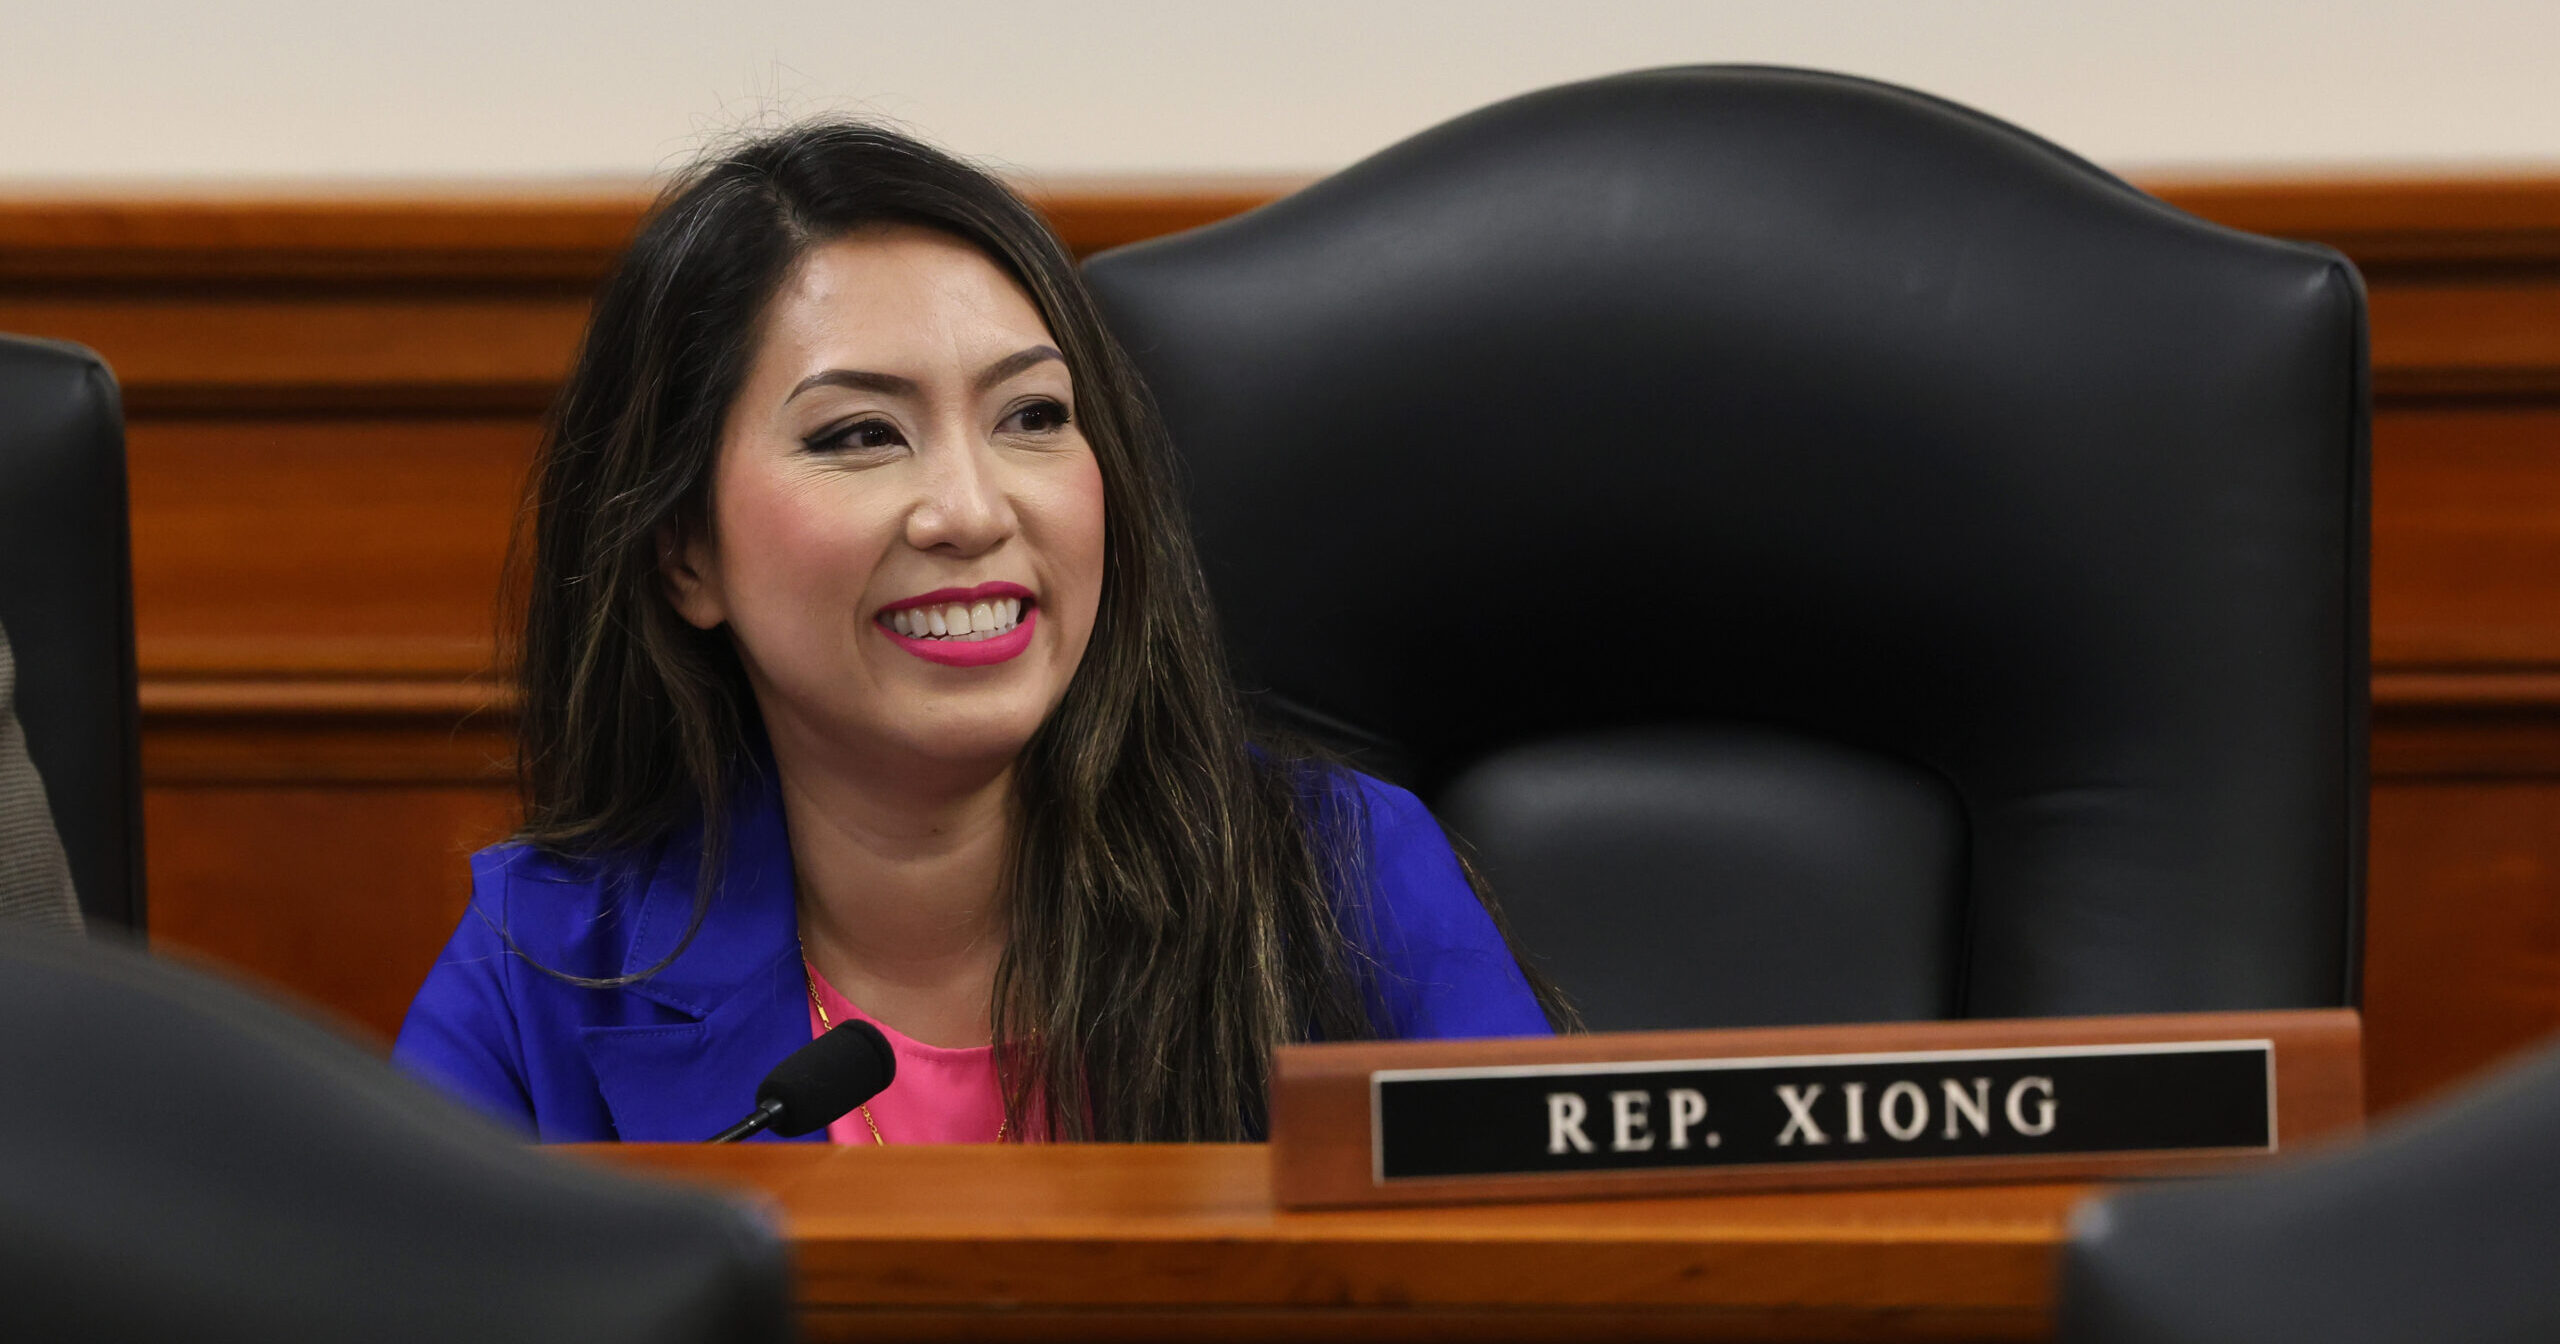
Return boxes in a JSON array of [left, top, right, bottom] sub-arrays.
[[800, 952, 1006, 1145]]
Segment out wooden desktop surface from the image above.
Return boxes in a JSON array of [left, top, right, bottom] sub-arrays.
[[582, 1142, 2092, 1342]]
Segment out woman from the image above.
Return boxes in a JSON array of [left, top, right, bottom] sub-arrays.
[[395, 121, 1567, 1145]]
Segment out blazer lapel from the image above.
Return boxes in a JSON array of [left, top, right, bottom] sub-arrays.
[[580, 948, 812, 1141], [579, 768, 824, 1142]]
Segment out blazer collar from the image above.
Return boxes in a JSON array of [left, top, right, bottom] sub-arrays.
[[616, 762, 799, 1019], [580, 763, 823, 1142]]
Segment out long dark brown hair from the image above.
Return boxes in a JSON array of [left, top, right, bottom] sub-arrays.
[[513, 120, 1569, 1141]]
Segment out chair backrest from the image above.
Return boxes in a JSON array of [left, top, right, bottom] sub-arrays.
[[2060, 1039, 2560, 1343], [1084, 66, 2367, 1028], [0, 934, 793, 1343], [0, 334, 143, 930]]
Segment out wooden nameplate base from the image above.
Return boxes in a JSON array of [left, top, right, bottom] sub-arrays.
[[1270, 1009, 2362, 1208]]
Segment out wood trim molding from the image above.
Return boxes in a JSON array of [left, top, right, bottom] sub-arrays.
[[138, 678, 516, 785], [2371, 671, 2560, 779], [0, 192, 644, 283], [139, 675, 512, 719], [8, 173, 2555, 273], [0, 178, 1303, 282], [2372, 669, 2560, 711], [2146, 175, 2560, 268], [133, 669, 2560, 719], [129, 669, 2560, 784]]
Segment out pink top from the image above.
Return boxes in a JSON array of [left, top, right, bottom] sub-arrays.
[[804, 966, 1017, 1145]]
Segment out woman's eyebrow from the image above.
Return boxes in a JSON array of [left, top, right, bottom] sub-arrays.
[[786, 368, 917, 402], [973, 344, 1066, 393], [783, 345, 1064, 404]]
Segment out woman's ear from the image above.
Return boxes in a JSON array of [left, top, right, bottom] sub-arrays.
[[656, 518, 728, 631]]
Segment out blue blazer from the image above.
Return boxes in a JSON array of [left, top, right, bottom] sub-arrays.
[[393, 766, 1551, 1141]]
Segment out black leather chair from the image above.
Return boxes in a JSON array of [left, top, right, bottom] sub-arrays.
[[1086, 66, 2366, 1029], [0, 933, 793, 1343], [2059, 1038, 2560, 1343], [0, 334, 144, 930]]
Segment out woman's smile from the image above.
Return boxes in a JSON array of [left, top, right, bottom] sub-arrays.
[[878, 581, 1039, 666]]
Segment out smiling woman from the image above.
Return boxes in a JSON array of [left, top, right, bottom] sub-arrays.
[[390, 121, 1570, 1145]]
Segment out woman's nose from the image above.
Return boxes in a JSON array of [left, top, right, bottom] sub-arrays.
[[905, 439, 1018, 556]]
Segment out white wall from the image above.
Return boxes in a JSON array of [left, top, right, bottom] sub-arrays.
[[4, 0, 2555, 182]]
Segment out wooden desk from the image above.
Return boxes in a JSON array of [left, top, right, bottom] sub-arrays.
[[583, 1143, 2091, 1342]]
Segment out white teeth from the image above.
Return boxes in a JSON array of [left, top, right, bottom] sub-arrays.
[[887, 596, 1028, 641]]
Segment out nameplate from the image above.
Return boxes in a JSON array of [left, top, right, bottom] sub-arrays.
[[1270, 1010, 2362, 1208], [1376, 1040, 2270, 1181]]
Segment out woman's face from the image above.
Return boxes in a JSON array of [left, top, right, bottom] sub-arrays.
[[665, 225, 1108, 781]]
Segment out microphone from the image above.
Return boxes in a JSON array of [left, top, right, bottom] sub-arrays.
[[707, 1019, 897, 1143]]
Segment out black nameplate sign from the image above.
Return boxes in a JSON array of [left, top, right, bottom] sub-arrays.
[[1372, 1040, 2274, 1183]]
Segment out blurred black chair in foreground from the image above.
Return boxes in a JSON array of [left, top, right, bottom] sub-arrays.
[[0, 334, 143, 931], [0, 935, 791, 1343], [1086, 66, 2367, 1030], [2061, 1038, 2560, 1343]]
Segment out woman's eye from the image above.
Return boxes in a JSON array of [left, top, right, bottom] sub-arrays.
[[805, 419, 906, 454], [1004, 400, 1072, 435]]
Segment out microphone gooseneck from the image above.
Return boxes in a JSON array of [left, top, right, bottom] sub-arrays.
[[708, 1098, 788, 1145], [705, 1019, 897, 1143]]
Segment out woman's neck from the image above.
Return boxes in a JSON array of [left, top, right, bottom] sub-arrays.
[[770, 739, 1014, 1050]]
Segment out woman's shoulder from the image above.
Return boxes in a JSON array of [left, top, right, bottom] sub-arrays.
[[1289, 763, 1552, 1039], [469, 836, 649, 899], [1280, 757, 1431, 835], [465, 836, 657, 919], [1304, 768, 1474, 932], [1280, 759, 1484, 948], [1283, 762, 1457, 890], [445, 835, 672, 980]]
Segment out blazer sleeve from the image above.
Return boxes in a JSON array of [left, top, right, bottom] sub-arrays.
[[392, 851, 537, 1136], [0, 624, 82, 934], [1351, 773, 1554, 1040]]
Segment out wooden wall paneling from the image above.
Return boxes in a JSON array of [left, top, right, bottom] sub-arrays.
[[127, 415, 531, 679], [7, 179, 2560, 1100], [2370, 405, 2560, 667], [2364, 780, 2560, 1113], [146, 780, 519, 1043], [2364, 390, 2560, 1110], [141, 680, 519, 1041], [2366, 284, 2560, 399]]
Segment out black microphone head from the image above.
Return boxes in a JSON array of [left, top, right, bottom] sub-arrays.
[[754, 1020, 896, 1137]]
